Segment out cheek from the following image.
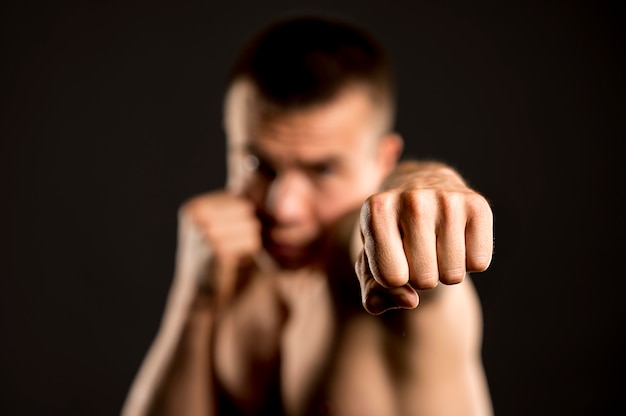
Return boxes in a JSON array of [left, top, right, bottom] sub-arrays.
[[315, 170, 380, 225]]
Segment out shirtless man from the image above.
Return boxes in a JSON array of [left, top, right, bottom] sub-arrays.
[[122, 15, 494, 416]]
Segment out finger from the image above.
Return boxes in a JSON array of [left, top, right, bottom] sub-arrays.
[[465, 195, 494, 272], [203, 216, 261, 239], [191, 196, 256, 226], [398, 190, 439, 289], [356, 251, 418, 315], [435, 194, 467, 284], [207, 222, 261, 308], [204, 218, 261, 257], [360, 192, 409, 288]]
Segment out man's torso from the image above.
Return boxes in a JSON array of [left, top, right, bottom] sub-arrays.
[[213, 264, 405, 416]]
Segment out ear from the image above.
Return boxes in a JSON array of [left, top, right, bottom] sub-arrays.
[[377, 132, 404, 176]]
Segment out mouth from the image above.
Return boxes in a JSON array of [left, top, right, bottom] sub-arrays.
[[263, 237, 320, 268], [266, 241, 306, 259]]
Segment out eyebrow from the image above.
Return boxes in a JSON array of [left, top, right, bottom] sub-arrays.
[[245, 143, 341, 171]]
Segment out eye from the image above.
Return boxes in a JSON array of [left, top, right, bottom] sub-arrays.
[[242, 154, 259, 172], [309, 163, 335, 178], [315, 165, 333, 175], [242, 154, 277, 178]]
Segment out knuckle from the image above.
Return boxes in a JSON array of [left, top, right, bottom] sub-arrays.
[[366, 192, 394, 218], [440, 191, 463, 216], [377, 269, 409, 288], [211, 243, 229, 258], [412, 271, 439, 289], [466, 193, 492, 219], [367, 253, 408, 288], [248, 233, 262, 249], [418, 278, 439, 290], [400, 189, 426, 217], [440, 268, 466, 284], [182, 195, 214, 223], [250, 217, 262, 232], [361, 192, 395, 234], [437, 193, 468, 228], [467, 255, 492, 272]]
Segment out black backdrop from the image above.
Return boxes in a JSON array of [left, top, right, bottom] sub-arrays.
[[2, 1, 625, 415]]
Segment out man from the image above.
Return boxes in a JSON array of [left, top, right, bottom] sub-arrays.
[[123, 15, 494, 416]]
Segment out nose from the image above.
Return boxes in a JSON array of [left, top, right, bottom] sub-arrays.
[[265, 171, 309, 224]]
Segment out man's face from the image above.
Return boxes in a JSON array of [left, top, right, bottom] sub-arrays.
[[225, 83, 401, 268]]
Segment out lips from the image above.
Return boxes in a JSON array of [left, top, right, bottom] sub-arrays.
[[262, 232, 321, 267], [260, 224, 322, 266], [266, 241, 306, 259]]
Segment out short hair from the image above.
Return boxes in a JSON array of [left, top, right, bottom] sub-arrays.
[[228, 15, 396, 129]]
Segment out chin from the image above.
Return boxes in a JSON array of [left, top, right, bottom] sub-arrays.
[[267, 250, 307, 269]]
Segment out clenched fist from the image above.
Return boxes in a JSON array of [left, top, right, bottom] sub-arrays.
[[179, 192, 262, 306], [355, 163, 493, 315]]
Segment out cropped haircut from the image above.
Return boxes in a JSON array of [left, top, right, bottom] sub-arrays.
[[228, 15, 396, 130]]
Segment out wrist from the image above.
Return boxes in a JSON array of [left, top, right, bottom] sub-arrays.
[[381, 160, 467, 192]]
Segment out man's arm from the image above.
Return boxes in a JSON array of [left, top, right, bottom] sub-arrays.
[[353, 160, 494, 415], [121, 193, 262, 416], [398, 278, 492, 415]]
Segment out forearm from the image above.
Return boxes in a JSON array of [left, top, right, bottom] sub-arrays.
[[147, 294, 217, 416], [122, 211, 220, 416], [122, 286, 219, 416], [399, 279, 492, 416]]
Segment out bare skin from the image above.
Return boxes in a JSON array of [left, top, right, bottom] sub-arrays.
[[122, 82, 494, 416]]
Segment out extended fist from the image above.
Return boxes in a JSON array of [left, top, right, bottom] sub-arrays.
[[355, 166, 493, 315]]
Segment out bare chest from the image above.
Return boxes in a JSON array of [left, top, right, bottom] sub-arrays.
[[216, 269, 395, 416], [274, 271, 337, 416], [275, 272, 396, 416]]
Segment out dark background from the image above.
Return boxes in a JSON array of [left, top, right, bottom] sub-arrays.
[[2, 0, 625, 414]]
